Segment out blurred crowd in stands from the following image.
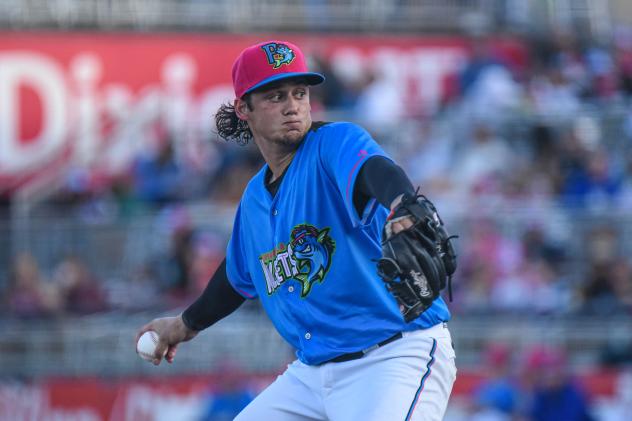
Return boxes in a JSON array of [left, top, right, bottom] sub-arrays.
[[450, 342, 622, 421], [3, 30, 632, 323], [2, 30, 632, 421]]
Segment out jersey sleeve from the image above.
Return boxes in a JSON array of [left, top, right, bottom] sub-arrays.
[[319, 122, 391, 226], [225, 203, 258, 299]]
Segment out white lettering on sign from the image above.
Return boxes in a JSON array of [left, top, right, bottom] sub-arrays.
[[330, 46, 467, 114], [0, 44, 469, 190], [409, 47, 466, 110], [0, 51, 233, 184], [114, 385, 204, 421], [0, 383, 100, 421], [0, 52, 68, 174]]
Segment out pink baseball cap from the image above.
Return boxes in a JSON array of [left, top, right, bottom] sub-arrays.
[[232, 41, 325, 98]]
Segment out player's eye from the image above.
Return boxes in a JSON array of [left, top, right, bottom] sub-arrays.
[[267, 93, 283, 101]]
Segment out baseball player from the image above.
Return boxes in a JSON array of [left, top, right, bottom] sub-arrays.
[[137, 40, 458, 420]]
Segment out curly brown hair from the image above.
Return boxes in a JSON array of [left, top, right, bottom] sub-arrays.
[[214, 96, 253, 145]]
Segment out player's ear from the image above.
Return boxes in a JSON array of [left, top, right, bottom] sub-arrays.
[[234, 98, 249, 121]]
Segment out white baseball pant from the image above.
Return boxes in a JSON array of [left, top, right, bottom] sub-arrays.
[[234, 323, 457, 421]]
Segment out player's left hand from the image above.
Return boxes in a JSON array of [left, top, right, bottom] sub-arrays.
[[378, 193, 458, 322], [387, 194, 414, 235]]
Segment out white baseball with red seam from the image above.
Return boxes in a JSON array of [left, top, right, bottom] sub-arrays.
[[136, 330, 163, 362]]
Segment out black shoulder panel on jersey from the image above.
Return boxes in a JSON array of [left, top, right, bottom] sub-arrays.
[[310, 121, 332, 132]]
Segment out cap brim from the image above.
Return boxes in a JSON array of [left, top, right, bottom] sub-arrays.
[[244, 72, 325, 96]]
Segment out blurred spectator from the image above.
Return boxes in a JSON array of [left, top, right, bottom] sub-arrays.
[[576, 224, 632, 314], [189, 233, 225, 294], [459, 38, 505, 96], [198, 362, 256, 421], [610, 259, 632, 311], [210, 144, 263, 204], [153, 216, 196, 300], [584, 43, 618, 99], [580, 259, 631, 315], [615, 30, 632, 99], [521, 226, 566, 267], [53, 255, 110, 314], [452, 122, 512, 196], [560, 147, 623, 209], [464, 65, 523, 123], [109, 173, 141, 217], [543, 32, 589, 96], [402, 120, 456, 194], [457, 259, 495, 313], [469, 343, 521, 420], [597, 369, 632, 421], [456, 219, 518, 313], [600, 341, 632, 368], [132, 136, 184, 205], [309, 52, 353, 110], [490, 226, 572, 314], [4, 252, 62, 318], [354, 68, 405, 134], [528, 66, 581, 122], [491, 259, 568, 314], [521, 346, 595, 421]]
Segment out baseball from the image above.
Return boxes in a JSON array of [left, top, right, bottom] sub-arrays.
[[136, 330, 163, 362]]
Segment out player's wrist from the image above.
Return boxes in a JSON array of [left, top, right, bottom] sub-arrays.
[[179, 312, 201, 336]]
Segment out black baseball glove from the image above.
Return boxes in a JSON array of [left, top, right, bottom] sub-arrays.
[[377, 193, 458, 322]]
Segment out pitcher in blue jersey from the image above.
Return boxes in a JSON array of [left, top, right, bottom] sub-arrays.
[[136, 40, 457, 421]]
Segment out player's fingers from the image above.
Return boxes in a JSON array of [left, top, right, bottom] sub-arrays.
[[391, 217, 415, 234], [166, 344, 179, 363], [135, 323, 154, 345], [153, 340, 169, 365], [399, 217, 414, 230], [391, 221, 405, 234]]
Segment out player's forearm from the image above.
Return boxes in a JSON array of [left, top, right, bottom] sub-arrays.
[[356, 156, 416, 210], [181, 258, 246, 331]]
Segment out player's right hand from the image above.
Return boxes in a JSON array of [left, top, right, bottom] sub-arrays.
[[135, 314, 198, 365]]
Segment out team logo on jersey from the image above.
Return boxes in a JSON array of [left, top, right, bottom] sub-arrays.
[[260, 42, 295, 69], [259, 224, 336, 297]]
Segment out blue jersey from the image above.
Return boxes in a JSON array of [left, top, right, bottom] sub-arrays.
[[226, 122, 450, 365]]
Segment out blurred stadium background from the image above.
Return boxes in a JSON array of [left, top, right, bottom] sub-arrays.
[[1, 0, 632, 420]]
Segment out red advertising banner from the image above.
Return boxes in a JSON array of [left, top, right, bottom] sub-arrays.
[[0, 370, 623, 421], [0, 32, 527, 193]]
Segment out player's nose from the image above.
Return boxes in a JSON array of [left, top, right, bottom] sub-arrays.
[[283, 96, 301, 115]]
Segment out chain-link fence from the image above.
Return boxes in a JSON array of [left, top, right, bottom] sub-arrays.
[[1, 311, 629, 378], [1, 201, 632, 377]]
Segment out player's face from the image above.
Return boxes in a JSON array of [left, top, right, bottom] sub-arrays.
[[238, 81, 312, 148]]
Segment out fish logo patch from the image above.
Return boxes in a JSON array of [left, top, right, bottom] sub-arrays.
[[259, 224, 336, 297]]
